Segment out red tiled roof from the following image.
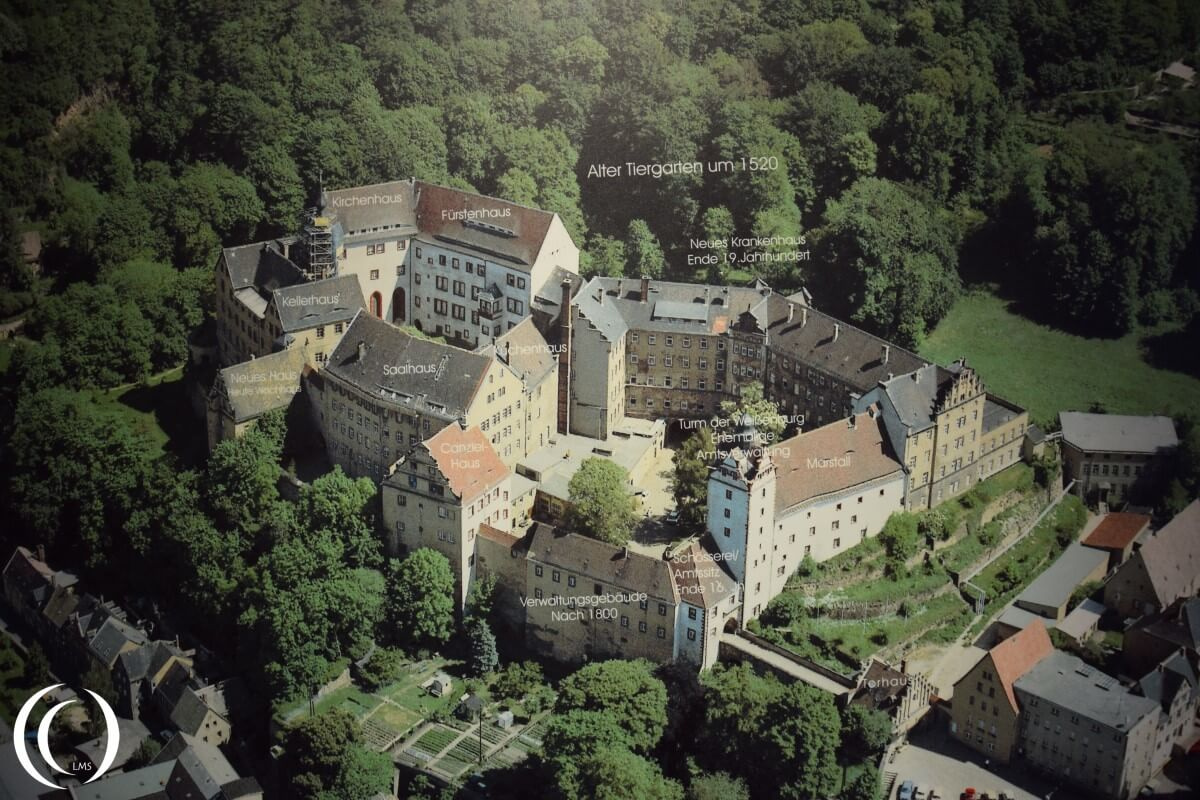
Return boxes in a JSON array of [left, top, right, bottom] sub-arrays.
[[989, 618, 1053, 713], [423, 424, 508, 502], [770, 412, 904, 512], [478, 524, 520, 548], [1084, 512, 1150, 551]]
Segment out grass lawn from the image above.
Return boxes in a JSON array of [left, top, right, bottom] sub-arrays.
[[920, 289, 1200, 425], [82, 365, 205, 462]]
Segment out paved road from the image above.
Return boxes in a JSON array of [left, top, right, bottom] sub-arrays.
[[720, 633, 851, 696], [888, 726, 1057, 800]]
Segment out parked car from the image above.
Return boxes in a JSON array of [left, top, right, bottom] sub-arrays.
[[899, 781, 915, 800], [665, 509, 680, 524]]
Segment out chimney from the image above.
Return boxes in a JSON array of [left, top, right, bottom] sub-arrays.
[[801, 307, 807, 327], [847, 415, 856, 430], [640, 276, 649, 303], [901, 659, 908, 674], [887, 372, 894, 381], [36, 544, 45, 563], [356, 340, 367, 362], [787, 305, 795, 324], [457, 416, 468, 430], [882, 344, 890, 365], [833, 323, 840, 342], [620, 546, 629, 559], [598, 290, 604, 305], [557, 279, 573, 435]]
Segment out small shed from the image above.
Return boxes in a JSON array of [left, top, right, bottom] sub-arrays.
[[458, 694, 484, 722], [427, 671, 454, 698], [496, 709, 514, 729]]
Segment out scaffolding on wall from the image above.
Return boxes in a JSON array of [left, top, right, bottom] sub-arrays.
[[300, 209, 334, 281]]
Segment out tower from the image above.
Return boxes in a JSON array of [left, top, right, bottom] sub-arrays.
[[299, 210, 334, 281], [706, 414, 777, 625]]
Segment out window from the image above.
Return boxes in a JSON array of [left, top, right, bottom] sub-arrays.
[[453, 280, 465, 296], [507, 298, 524, 314], [687, 629, 697, 641], [621, 615, 629, 627], [568, 575, 576, 587], [658, 603, 667, 616], [506, 274, 515, 286], [452, 257, 459, 269], [656, 626, 665, 639], [316, 325, 326, 339], [833, 538, 840, 547], [436, 276, 448, 291], [535, 565, 543, 577], [688, 607, 698, 620], [552, 570, 561, 583], [639, 621, 647, 633]]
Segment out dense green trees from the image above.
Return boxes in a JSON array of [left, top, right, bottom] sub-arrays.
[[700, 662, 842, 799], [556, 660, 669, 752], [1017, 124, 1195, 335], [283, 710, 392, 800], [818, 178, 960, 347], [386, 548, 456, 648], [672, 427, 715, 531], [566, 457, 637, 546]]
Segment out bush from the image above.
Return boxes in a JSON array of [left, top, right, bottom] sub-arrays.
[[357, 648, 403, 690], [493, 661, 545, 702], [761, 593, 809, 627], [977, 520, 1002, 547], [1138, 289, 1180, 325], [879, 512, 921, 561]]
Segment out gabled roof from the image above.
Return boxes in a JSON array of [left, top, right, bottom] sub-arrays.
[[322, 311, 490, 419], [761, 292, 927, 391], [1135, 500, 1200, 607], [487, 317, 558, 386], [89, 615, 148, 666], [321, 180, 418, 236], [271, 274, 364, 332], [986, 618, 1053, 713], [212, 347, 307, 423], [770, 411, 904, 512], [1059, 411, 1178, 454], [573, 284, 628, 343], [878, 364, 953, 432], [1084, 512, 1151, 551], [220, 240, 304, 292], [524, 524, 677, 604], [414, 180, 559, 270], [420, 424, 508, 503], [1138, 650, 1198, 712]]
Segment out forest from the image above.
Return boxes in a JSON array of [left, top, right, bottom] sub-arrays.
[[0, 1, 1198, 798]]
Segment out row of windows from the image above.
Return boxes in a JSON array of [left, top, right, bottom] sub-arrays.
[[413, 247, 488, 278], [630, 333, 721, 349], [1084, 463, 1141, 478]]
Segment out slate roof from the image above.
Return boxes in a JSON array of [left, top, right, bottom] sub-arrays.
[[581, 277, 761, 336], [1059, 411, 1178, 454], [573, 285, 628, 343], [761, 292, 928, 391], [322, 311, 489, 420], [220, 240, 304, 292], [488, 317, 558, 385], [1015, 542, 1108, 613], [271, 274, 364, 332], [1138, 650, 1198, 712], [982, 395, 1022, 434], [419, 424, 508, 503], [321, 179, 418, 236], [668, 542, 739, 609], [1084, 512, 1151, 551], [415, 181, 557, 269], [524, 524, 678, 604], [49, 761, 174, 800], [89, 615, 148, 666], [770, 411, 904, 512], [1134, 500, 1200, 607], [532, 268, 583, 318], [986, 618, 1053, 713], [1015, 650, 1157, 730], [213, 346, 307, 423], [877, 364, 951, 432], [169, 688, 211, 736]]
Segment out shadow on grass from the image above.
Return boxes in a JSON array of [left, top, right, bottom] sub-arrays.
[[1141, 318, 1200, 379], [118, 375, 207, 466]]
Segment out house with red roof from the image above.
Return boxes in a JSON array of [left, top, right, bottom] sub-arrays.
[[381, 422, 513, 609], [950, 618, 1054, 763]]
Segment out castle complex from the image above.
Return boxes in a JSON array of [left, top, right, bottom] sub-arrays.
[[209, 179, 1034, 670]]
